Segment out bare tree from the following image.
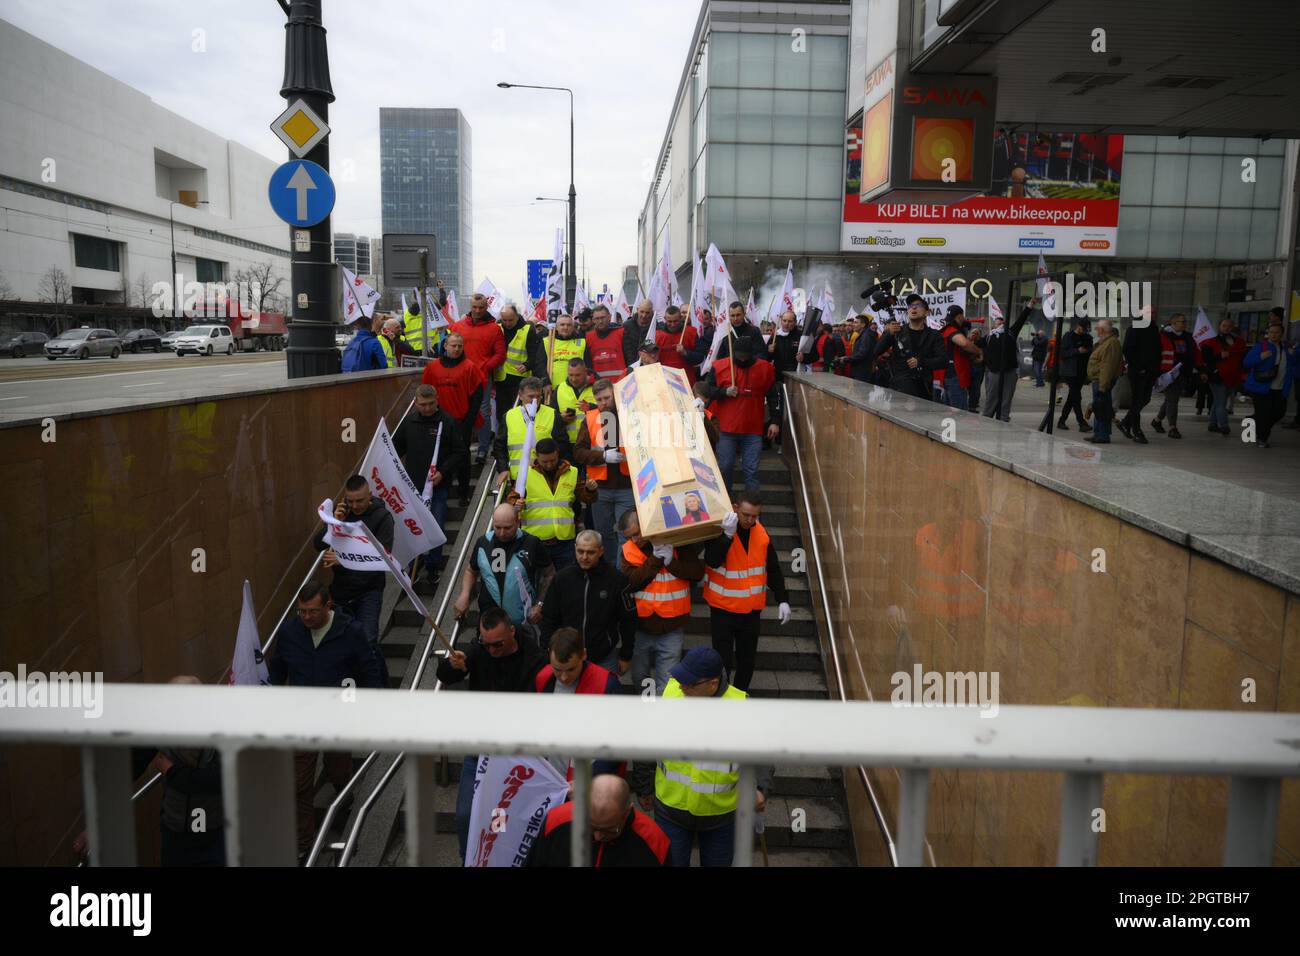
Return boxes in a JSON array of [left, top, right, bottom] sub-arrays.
[[132, 272, 154, 309], [234, 260, 286, 315], [37, 266, 71, 305], [0, 268, 15, 301]]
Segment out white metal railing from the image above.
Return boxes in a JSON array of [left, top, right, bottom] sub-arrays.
[[6, 686, 1296, 867]]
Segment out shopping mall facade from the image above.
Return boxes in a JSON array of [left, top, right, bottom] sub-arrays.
[[637, 0, 1300, 340]]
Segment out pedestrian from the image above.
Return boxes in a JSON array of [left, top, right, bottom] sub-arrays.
[[507, 437, 595, 572], [718, 299, 768, 357], [1240, 321, 1295, 448], [939, 305, 981, 410], [702, 493, 790, 693], [630, 647, 773, 868], [1031, 330, 1048, 387], [452, 502, 554, 631], [837, 314, 878, 382], [692, 379, 722, 451], [269, 581, 383, 858], [380, 316, 415, 368], [872, 294, 947, 401], [494, 376, 572, 486], [341, 315, 388, 372], [573, 377, 633, 554], [546, 313, 587, 389], [403, 280, 449, 355], [1056, 318, 1093, 432], [394, 384, 467, 590], [621, 300, 658, 367], [551, 357, 596, 450], [586, 304, 627, 381], [495, 303, 549, 431], [637, 339, 661, 367], [538, 531, 635, 674], [980, 302, 1035, 421], [1117, 314, 1162, 444], [534, 625, 624, 696], [967, 324, 986, 403], [656, 305, 700, 384], [1085, 319, 1122, 444], [436, 606, 547, 860], [769, 310, 800, 378], [620, 509, 705, 695], [1200, 318, 1247, 437], [1150, 312, 1197, 439], [421, 331, 486, 505], [703, 337, 779, 494], [313, 475, 393, 666], [807, 317, 843, 372], [525, 774, 669, 867], [450, 293, 507, 466]]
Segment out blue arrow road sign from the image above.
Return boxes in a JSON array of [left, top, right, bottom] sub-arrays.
[[527, 259, 554, 300], [268, 159, 335, 227]]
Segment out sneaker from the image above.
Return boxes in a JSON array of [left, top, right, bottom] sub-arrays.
[[1168, 428, 1182, 439], [1133, 431, 1149, 445], [1150, 418, 1164, 434]]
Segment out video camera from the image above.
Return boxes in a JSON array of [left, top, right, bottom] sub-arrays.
[[861, 273, 904, 315]]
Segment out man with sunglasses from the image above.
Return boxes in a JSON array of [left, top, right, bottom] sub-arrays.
[[525, 774, 669, 867]]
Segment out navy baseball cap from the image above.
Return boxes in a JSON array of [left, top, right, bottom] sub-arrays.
[[670, 647, 725, 685]]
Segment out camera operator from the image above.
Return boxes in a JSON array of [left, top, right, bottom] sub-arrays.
[[871, 294, 946, 400]]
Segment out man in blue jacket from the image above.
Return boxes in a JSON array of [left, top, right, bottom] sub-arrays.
[[270, 580, 384, 859], [342, 317, 389, 373], [1241, 321, 1296, 449]]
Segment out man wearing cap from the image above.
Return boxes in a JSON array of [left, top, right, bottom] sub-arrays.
[[872, 294, 947, 400], [703, 335, 779, 495], [637, 339, 661, 366], [631, 647, 773, 867], [939, 304, 982, 410]]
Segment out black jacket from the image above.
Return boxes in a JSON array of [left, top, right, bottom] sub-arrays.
[[539, 559, 637, 663], [435, 633, 547, 692], [1031, 336, 1049, 362], [499, 318, 549, 378], [717, 321, 768, 361], [525, 804, 669, 867], [1123, 322, 1162, 377], [1058, 330, 1093, 381], [313, 498, 394, 601], [845, 328, 879, 381], [981, 306, 1034, 372], [622, 317, 658, 365], [269, 609, 384, 689], [393, 408, 468, 495], [872, 323, 947, 393], [770, 331, 800, 377]]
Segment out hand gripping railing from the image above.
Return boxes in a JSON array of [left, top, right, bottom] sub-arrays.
[[307, 471, 509, 866]]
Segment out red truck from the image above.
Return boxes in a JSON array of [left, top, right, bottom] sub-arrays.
[[187, 300, 288, 352]]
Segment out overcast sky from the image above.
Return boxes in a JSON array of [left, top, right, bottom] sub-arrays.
[[1, 0, 699, 295]]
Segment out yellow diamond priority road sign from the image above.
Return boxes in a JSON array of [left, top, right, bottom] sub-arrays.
[[270, 99, 329, 158]]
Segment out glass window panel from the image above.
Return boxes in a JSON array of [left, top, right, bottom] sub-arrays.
[[735, 198, 771, 249], [1219, 153, 1256, 207], [805, 199, 843, 252], [1222, 137, 1260, 154], [1188, 136, 1225, 153], [1257, 138, 1285, 156], [809, 91, 844, 144], [1185, 155, 1223, 206], [809, 35, 848, 90], [694, 149, 707, 204], [1151, 154, 1189, 205], [710, 89, 737, 141], [737, 89, 774, 142], [773, 90, 810, 145], [771, 145, 808, 198], [773, 31, 811, 89], [1122, 135, 1157, 152], [808, 146, 842, 199], [1119, 152, 1155, 205], [739, 34, 776, 87], [1155, 136, 1189, 153], [1252, 156, 1284, 208], [770, 199, 806, 250], [710, 32, 739, 86], [709, 143, 736, 195], [708, 198, 735, 250], [1147, 207, 1184, 258], [1249, 209, 1279, 260], [1214, 208, 1251, 259], [736, 144, 773, 195], [694, 42, 708, 110], [1182, 208, 1218, 259], [695, 90, 708, 158]]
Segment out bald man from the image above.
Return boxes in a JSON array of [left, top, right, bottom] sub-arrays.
[[525, 774, 670, 867], [623, 299, 658, 366], [453, 501, 554, 631], [539, 529, 636, 675]]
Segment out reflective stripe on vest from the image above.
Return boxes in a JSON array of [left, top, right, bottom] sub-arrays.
[[404, 309, 427, 351], [556, 382, 595, 443], [522, 466, 578, 541], [550, 337, 587, 388], [505, 405, 558, 480], [654, 679, 749, 816], [622, 540, 691, 618], [703, 521, 770, 613], [495, 324, 531, 381], [584, 408, 629, 480]]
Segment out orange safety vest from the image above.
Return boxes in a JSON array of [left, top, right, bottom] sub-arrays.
[[584, 407, 630, 481], [704, 521, 770, 613], [622, 540, 691, 619]]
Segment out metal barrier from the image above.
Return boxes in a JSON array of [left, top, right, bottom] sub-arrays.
[[7, 686, 1295, 867]]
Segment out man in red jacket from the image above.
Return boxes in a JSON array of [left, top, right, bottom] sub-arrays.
[[655, 305, 699, 385], [586, 303, 627, 381], [1201, 318, 1247, 436], [703, 337, 778, 494], [422, 331, 486, 505], [524, 774, 669, 867], [451, 293, 507, 464]]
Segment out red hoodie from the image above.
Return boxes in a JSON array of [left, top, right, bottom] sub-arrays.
[[451, 316, 506, 377]]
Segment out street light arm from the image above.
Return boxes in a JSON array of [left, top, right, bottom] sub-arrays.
[[276, 0, 291, 16]]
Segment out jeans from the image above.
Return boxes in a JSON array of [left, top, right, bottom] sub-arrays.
[[340, 589, 386, 684], [455, 754, 478, 863], [592, 486, 635, 556], [422, 484, 449, 574], [1033, 360, 1045, 386], [655, 810, 735, 867], [594, 647, 621, 674], [709, 608, 762, 693], [981, 371, 1018, 422], [1209, 383, 1231, 431], [716, 432, 762, 494], [1060, 378, 1086, 425], [631, 627, 684, 696], [1091, 384, 1113, 441], [942, 372, 968, 411], [543, 537, 575, 572]]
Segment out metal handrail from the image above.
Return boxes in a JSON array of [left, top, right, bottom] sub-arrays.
[[783, 381, 904, 867], [308, 469, 508, 866]]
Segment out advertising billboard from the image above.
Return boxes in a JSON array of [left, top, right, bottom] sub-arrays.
[[843, 129, 1124, 256]]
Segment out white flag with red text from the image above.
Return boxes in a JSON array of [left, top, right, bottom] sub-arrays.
[[358, 419, 446, 564]]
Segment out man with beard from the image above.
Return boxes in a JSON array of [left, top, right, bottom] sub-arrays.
[[495, 303, 550, 429]]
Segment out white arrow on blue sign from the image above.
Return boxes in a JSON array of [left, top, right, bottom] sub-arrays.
[[267, 159, 336, 227]]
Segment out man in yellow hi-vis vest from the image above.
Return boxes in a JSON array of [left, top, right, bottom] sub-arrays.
[[551, 357, 596, 445], [505, 437, 596, 571], [495, 304, 549, 425], [547, 313, 588, 387], [493, 377, 573, 486], [630, 647, 771, 867]]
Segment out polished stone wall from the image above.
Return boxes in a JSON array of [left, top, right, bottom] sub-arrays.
[[0, 371, 418, 865], [785, 377, 1299, 867]]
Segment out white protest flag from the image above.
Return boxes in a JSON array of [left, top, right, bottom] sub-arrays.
[[988, 293, 1005, 323], [648, 260, 668, 319], [341, 272, 365, 325], [768, 260, 795, 322], [573, 283, 591, 314], [612, 288, 632, 322], [545, 228, 566, 320], [465, 755, 569, 867], [230, 579, 269, 686], [341, 265, 381, 319], [442, 289, 459, 327], [1036, 252, 1057, 320], [357, 521, 432, 620], [689, 249, 707, 330], [821, 284, 836, 321], [424, 288, 449, 329], [360, 418, 446, 564], [476, 277, 505, 320], [514, 399, 540, 497], [658, 232, 678, 316], [746, 288, 759, 326], [1192, 305, 1216, 345], [317, 499, 433, 620], [699, 317, 732, 377]]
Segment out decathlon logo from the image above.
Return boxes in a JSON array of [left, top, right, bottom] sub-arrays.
[[50, 886, 152, 936]]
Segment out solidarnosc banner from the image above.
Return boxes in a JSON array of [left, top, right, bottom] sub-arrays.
[[360, 419, 446, 565], [465, 755, 569, 867]]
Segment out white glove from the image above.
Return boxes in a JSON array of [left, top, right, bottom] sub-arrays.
[[652, 543, 674, 563], [693, 397, 706, 411], [778, 602, 791, 626], [720, 512, 739, 537], [603, 449, 625, 464]]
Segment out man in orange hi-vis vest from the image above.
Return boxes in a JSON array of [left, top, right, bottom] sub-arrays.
[[702, 492, 790, 693]]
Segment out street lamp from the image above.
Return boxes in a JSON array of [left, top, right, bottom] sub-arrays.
[[170, 199, 209, 325], [499, 81, 576, 304]]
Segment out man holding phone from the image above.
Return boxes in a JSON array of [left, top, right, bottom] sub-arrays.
[[551, 357, 596, 451]]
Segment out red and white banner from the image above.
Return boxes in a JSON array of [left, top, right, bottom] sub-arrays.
[[359, 419, 446, 564], [1192, 305, 1216, 346], [316, 499, 432, 620], [476, 278, 505, 320], [341, 266, 380, 322], [230, 579, 268, 686], [465, 755, 569, 867]]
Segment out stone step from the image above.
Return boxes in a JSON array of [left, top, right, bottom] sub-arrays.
[[772, 764, 843, 798], [759, 795, 853, 849]]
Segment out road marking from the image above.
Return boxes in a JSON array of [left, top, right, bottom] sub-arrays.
[[121, 382, 165, 389], [0, 395, 29, 401], [220, 372, 250, 377], [0, 357, 281, 386]]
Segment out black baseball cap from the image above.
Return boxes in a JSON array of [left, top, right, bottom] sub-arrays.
[[946, 304, 965, 319], [638, 339, 660, 355], [905, 293, 926, 307]]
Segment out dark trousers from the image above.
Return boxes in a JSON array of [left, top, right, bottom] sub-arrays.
[[1195, 378, 1211, 413], [294, 750, 354, 853], [1091, 384, 1113, 441], [456, 416, 475, 497], [1122, 373, 1154, 432], [160, 825, 226, 867], [1250, 390, 1287, 443], [1060, 377, 1086, 424], [340, 590, 386, 684], [709, 607, 762, 693], [655, 810, 735, 867], [494, 376, 522, 432]]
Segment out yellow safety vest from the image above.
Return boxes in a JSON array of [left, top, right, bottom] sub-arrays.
[[379, 334, 395, 367], [555, 382, 595, 443], [549, 336, 587, 388], [521, 465, 578, 542], [404, 308, 426, 353], [495, 323, 532, 381], [504, 404, 558, 481], [654, 679, 749, 817]]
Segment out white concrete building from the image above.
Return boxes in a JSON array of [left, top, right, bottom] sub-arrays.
[[0, 18, 289, 317]]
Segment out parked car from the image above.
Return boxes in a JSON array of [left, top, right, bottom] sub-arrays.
[[44, 327, 122, 360], [335, 330, 351, 348], [121, 328, 163, 353], [174, 325, 235, 356], [1, 331, 50, 358], [160, 329, 182, 350]]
